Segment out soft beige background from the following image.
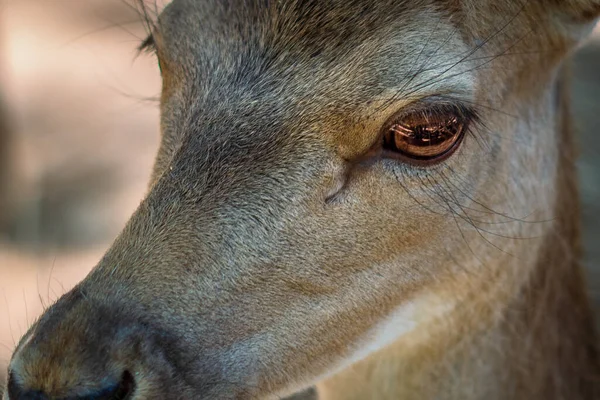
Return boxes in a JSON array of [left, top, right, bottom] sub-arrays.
[[0, 0, 163, 370], [0, 0, 598, 382]]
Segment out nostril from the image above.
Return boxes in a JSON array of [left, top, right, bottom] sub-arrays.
[[110, 370, 136, 400], [85, 371, 136, 400], [5, 371, 135, 400], [6, 372, 47, 400]]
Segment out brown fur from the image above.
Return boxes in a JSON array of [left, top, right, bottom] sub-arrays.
[[317, 66, 600, 400], [3, 1, 600, 399]]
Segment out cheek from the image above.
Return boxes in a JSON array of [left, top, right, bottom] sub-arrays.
[[299, 142, 509, 292], [321, 160, 472, 264]]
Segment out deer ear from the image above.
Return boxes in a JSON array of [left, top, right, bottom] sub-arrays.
[[551, 0, 600, 23], [542, 0, 600, 47]]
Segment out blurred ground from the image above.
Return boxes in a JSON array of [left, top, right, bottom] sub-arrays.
[[0, 0, 598, 384]]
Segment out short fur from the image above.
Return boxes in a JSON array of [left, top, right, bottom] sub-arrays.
[[3, 1, 600, 399]]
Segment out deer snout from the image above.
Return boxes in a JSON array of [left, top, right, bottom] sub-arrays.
[[6, 370, 135, 400], [3, 295, 140, 400], [2, 289, 187, 400]]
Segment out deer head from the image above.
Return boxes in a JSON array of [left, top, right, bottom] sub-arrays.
[[4, 1, 600, 399]]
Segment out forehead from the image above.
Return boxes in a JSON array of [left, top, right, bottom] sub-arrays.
[[155, 0, 474, 107], [158, 0, 451, 50]]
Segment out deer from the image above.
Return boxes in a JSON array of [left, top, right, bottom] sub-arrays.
[[2, 0, 600, 398]]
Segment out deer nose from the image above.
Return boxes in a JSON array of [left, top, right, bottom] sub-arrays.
[[6, 370, 136, 400]]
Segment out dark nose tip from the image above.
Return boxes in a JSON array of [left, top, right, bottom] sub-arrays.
[[7, 371, 135, 400], [7, 373, 48, 400]]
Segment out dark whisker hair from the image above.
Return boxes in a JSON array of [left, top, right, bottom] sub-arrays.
[[374, 12, 467, 116], [2, 292, 17, 348], [376, 3, 528, 117], [60, 19, 149, 49]]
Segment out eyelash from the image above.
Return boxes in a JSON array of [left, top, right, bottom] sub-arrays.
[[138, 34, 480, 166], [138, 35, 157, 55], [139, 35, 163, 73]]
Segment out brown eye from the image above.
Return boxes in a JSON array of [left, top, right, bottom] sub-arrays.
[[382, 105, 471, 163]]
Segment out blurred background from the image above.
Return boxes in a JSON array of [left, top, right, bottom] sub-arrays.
[[0, 0, 163, 372], [0, 0, 598, 379]]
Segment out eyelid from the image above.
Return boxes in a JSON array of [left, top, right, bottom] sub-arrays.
[[390, 101, 476, 123]]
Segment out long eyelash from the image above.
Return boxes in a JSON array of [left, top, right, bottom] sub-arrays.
[[419, 97, 490, 152], [130, 0, 160, 55], [455, 103, 481, 141], [408, 102, 482, 141], [138, 34, 157, 54]]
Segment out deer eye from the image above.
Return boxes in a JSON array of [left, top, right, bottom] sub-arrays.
[[381, 104, 473, 164]]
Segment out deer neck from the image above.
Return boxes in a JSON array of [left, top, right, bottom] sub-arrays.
[[315, 65, 600, 400]]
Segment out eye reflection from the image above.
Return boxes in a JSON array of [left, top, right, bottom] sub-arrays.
[[382, 106, 471, 163]]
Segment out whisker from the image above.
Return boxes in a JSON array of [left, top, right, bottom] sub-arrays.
[[47, 257, 57, 306], [2, 291, 16, 347], [22, 290, 29, 328], [445, 167, 555, 224], [374, 13, 464, 115], [428, 174, 490, 269], [52, 278, 67, 297], [392, 169, 450, 217], [59, 19, 146, 49], [0, 341, 13, 353], [426, 174, 519, 257], [386, 4, 527, 110], [36, 271, 47, 311], [435, 95, 517, 119], [403, 27, 534, 100]]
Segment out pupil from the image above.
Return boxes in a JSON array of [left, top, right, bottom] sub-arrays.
[[382, 107, 470, 163], [386, 115, 463, 160], [409, 124, 455, 146]]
